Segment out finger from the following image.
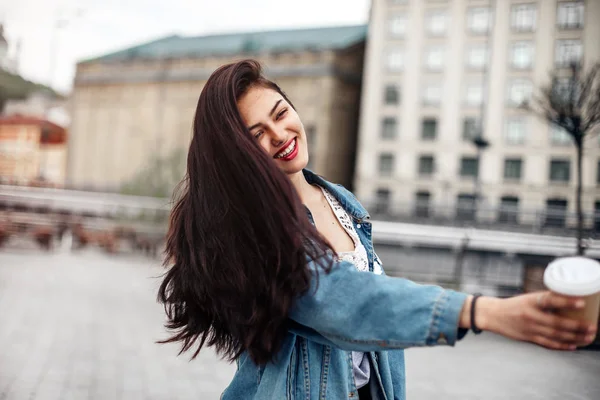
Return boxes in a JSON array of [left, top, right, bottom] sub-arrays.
[[526, 309, 594, 334], [534, 324, 594, 345], [530, 311, 597, 345], [541, 292, 586, 310], [532, 335, 577, 351]]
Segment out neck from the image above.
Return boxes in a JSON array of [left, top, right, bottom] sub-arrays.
[[288, 170, 321, 205]]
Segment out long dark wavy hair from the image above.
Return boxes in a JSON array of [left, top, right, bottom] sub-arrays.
[[157, 59, 334, 365]]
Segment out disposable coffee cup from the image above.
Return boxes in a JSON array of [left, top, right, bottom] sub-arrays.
[[543, 257, 600, 325]]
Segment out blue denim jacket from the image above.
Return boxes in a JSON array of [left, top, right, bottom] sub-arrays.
[[221, 170, 468, 400]]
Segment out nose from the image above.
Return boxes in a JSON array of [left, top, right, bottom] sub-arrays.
[[270, 126, 288, 148]]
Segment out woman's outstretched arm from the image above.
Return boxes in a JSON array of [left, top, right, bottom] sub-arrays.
[[288, 260, 596, 351], [289, 259, 469, 351]]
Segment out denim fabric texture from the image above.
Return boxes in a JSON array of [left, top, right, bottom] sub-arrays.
[[220, 170, 468, 400]]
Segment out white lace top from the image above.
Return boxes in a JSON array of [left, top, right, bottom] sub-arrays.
[[319, 187, 371, 389], [320, 187, 369, 272]]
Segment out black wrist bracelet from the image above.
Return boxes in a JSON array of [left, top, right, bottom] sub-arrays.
[[470, 293, 483, 334]]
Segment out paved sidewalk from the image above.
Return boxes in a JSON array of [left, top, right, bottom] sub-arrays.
[[0, 250, 598, 400], [0, 250, 235, 400]]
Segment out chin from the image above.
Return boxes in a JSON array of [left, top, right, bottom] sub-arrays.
[[280, 155, 308, 175]]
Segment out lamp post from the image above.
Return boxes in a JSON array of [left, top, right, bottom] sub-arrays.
[[471, 134, 490, 216], [469, 0, 494, 219]]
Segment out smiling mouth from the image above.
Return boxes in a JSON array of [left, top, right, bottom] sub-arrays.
[[274, 138, 297, 159]]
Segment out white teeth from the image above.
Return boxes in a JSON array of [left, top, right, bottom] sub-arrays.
[[275, 139, 296, 159]]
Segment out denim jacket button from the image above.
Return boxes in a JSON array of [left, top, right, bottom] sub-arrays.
[[356, 224, 361, 228]]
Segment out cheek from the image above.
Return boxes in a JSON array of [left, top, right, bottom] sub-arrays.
[[258, 137, 271, 154]]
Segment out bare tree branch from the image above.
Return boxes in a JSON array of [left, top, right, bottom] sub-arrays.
[[582, 64, 600, 133], [526, 62, 600, 255]]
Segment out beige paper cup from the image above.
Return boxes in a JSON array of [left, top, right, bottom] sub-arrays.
[[543, 257, 600, 325]]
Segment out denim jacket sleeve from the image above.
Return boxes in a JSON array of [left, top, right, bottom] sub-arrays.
[[288, 258, 469, 352]]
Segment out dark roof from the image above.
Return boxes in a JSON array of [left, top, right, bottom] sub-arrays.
[[0, 114, 67, 144], [0, 115, 64, 131], [81, 24, 367, 63]]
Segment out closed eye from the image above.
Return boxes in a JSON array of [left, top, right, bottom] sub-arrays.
[[254, 130, 264, 139], [276, 108, 288, 120]]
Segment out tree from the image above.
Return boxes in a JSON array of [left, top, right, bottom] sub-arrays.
[[525, 62, 600, 255], [0, 69, 59, 112]]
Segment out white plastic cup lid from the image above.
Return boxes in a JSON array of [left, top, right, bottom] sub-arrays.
[[544, 257, 600, 296]]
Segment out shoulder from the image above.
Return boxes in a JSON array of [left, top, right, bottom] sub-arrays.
[[332, 183, 364, 208], [303, 170, 369, 218]]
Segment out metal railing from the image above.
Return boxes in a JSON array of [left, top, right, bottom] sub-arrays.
[[364, 198, 600, 237]]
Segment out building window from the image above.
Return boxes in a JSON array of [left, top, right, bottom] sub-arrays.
[[555, 40, 583, 68], [545, 198, 568, 227], [381, 117, 397, 139], [499, 196, 519, 223], [551, 125, 571, 145], [460, 157, 479, 178], [511, 41, 534, 69], [552, 78, 572, 103], [421, 119, 437, 140], [504, 158, 522, 181], [465, 83, 484, 106], [467, 7, 492, 34], [386, 48, 405, 71], [425, 46, 445, 71], [510, 4, 537, 32], [415, 191, 431, 218], [423, 83, 442, 106], [384, 85, 400, 104], [557, 2, 584, 29], [418, 155, 435, 176], [504, 118, 527, 145], [375, 188, 392, 214], [456, 193, 476, 221], [379, 153, 395, 177], [388, 14, 408, 38], [426, 10, 449, 36], [466, 44, 488, 69], [463, 117, 480, 141], [549, 159, 571, 182], [507, 79, 533, 106]]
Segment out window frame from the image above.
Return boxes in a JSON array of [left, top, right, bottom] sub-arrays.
[[549, 159, 571, 182], [510, 3, 537, 32]]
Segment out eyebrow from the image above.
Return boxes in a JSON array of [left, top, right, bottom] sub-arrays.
[[247, 99, 283, 131]]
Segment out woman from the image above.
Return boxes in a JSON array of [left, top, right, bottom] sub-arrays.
[[158, 60, 597, 400]]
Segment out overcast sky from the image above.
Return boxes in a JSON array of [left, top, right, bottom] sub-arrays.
[[0, 0, 370, 93]]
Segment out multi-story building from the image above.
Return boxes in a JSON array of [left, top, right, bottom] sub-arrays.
[[67, 25, 366, 192], [356, 0, 600, 229]]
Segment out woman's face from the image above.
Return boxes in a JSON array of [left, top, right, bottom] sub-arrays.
[[237, 86, 309, 175]]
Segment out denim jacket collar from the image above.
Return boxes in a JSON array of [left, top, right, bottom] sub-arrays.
[[302, 169, 370, 222]]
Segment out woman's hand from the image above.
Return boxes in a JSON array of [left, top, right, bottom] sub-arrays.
[[462, 292, 598, 350]]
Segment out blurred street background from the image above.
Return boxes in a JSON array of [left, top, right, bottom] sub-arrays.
[[1, 249, 599, 400], [1, 0, 600, 399]]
